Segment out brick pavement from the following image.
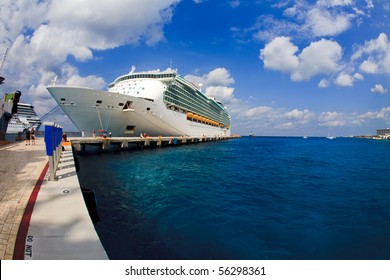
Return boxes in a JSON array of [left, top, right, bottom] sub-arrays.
[[0, 139, 47, 259]]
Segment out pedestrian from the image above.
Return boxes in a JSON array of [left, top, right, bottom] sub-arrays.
[[81, 130, 85, 137], [93, 130, 96, 137], [31, 128, 36, 145], [109, 132, 112, 138], [25, 128, 30, 145]]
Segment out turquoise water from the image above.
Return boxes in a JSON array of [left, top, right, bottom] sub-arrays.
[[77, 137, 390, 260]]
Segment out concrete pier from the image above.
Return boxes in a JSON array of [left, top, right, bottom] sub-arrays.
[[0, 139, 107, 260], [70, 135, 235, 152]]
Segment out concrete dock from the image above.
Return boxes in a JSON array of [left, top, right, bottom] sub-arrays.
[[0, 139, 107, 260], [70, 135, 235, 152]]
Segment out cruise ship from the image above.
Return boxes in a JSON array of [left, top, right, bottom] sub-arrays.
[[47, 68, 231, 137], [6, 103, 42, 134]]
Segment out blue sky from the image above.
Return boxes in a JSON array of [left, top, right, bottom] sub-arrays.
[[1, 0, 389, 136]]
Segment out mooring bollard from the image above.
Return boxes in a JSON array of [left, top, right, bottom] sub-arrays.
[[44, 122, 63, 181]]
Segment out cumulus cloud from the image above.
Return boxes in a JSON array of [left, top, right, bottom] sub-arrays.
[[318, 111, 347, 126], [305, 7, 351, 37], [335, 72, 354, 87], [357, 107, 390, 122], [0, 0, 179, 116], [184, 68, 237, 104], [185, 67, 234, 87], [260, 37, 342, 81], [371, 84, 388, 94], [240, 0, 373, 42], [231, 99, 390, 135], [333, 71, 364, 87], [318, 79, 330, 88], [285, 109, 315, 125], [205, 86, 235, 104], [352, 33, 390, 75], [260, 37, 299, 73]]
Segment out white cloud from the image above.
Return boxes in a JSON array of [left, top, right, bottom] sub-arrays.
[[184, 68, 237, 104], [371, 84, 388, 94], [0, 0, 180, 110], [318, 111, 347, 126], [353, 73, 364, 80], [285, 109, 315, 124], [292, 39, 342, 81], [317, 0, 353, 7], [241, 0, 375, 44], [205, 68, 235, 86], [231, 105, 316, 131], [205, 86, 235, 104], [231, 100, 390, 135], [185, 67, 235, 88], [305, 7, 351, 37], [260, 37, 299, 73], [335, 72, 354, 87], [358, 107, 390, 121], [359, 59, 379, 73], [318, 79, 330, 88], [260, 37, 342, 81], [242, 106, 280, 119], [352, 33, 390, 75]]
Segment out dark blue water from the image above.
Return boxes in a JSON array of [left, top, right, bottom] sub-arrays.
[[76, 137, 390, 260]]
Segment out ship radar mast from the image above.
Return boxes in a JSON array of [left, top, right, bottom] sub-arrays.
[[51, 75, 57, 86], [130, 65, 136, 74]]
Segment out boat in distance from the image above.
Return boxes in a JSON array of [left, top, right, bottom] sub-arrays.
[[47, 68, 231, 137]]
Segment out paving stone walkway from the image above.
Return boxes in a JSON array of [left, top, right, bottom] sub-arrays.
[[0, 139, 47, 259]]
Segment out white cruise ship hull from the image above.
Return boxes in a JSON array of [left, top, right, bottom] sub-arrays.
[[47, 86, 230, 138]]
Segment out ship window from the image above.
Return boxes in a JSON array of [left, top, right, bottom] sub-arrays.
[[124, 125, 135, 134], [96, 100, 102, 104], [123, 101, 133, 110], [118, 103, 124, 106]]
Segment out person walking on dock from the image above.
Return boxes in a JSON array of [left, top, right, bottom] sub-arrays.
[[31, 128, 36, 145], [25, 128, 30, 145]]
